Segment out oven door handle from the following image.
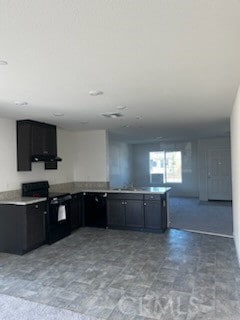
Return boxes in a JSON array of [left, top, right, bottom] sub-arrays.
[[60, 194, 72, 202], [50, 198, 59, 205], [50, 194, 72, 205]]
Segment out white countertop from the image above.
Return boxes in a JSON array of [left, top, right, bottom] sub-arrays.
[[0, 187, 171, 206], [0, 197, 47, 206], [82, 187, 171, 194]]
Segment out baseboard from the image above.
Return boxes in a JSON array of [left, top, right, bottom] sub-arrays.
[[179, 228, 233, 238]]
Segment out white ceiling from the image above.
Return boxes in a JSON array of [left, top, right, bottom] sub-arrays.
[[0, 0, 240, 142]]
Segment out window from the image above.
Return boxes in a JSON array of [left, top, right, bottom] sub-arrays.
[[149, 151, 182, 183]]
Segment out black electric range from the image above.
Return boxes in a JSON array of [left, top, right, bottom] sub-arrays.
[[22, 181, 72, 244]]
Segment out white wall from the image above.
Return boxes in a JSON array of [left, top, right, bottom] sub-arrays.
[[73, 130, 109, 182], [198, 137, 231, 201], [109, 134, 133, 188], [231, 86, 240, 264], [0, 117, 75, 192], [0, 119, 110, 192]]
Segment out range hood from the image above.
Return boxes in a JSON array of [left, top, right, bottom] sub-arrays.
[[32, 154, 62, 162]]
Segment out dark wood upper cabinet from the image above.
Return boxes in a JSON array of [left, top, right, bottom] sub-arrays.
[[17, 121, 32, 171], [17, 120, 58, 171], [31, 123, 57, 156]]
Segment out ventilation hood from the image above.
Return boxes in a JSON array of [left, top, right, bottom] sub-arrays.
[[32, 154, 62, 162]]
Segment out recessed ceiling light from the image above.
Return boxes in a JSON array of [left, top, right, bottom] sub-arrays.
[[53, 112, 64, 117], [15, 101, 28, 106], [0, 60, 8, 65], [116, 105, 127, 110], [89, 90, 104, 96], [79, 121, 89, 125], [102, 112, 123, 119]]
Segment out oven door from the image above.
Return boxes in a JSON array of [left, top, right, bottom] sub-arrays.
[[47, 197, 71, 244]]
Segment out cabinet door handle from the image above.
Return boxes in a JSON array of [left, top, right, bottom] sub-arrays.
[[125, 201, 127, 205], [162, 200, 166, 207], [121, 201, 125, 205], [43, 211, 47, 215], [95, 197, 99, 202], [143, 202, 146, 206], [103, 193, 107, 198], [35, 204, 39, 209]]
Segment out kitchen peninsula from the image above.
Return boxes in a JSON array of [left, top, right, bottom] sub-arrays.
[[0, 185, 171, 255]]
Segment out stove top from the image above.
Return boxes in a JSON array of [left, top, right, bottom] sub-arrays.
[[21, 181, 71, 200]]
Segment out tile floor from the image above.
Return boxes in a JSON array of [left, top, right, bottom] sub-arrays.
[[0, 227, 240, 319]]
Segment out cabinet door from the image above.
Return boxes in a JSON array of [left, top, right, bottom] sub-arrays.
[[107, 199, 125, 227], [26, 202, 46, 251], [0, 204, 26, 254], [144, 200, 162, 230], [70, 193, 82, 230], [125, 200, 144, 228], [31, 124, 45, 155], [32, 123, 57, 156], [161, 195, 167, 231], [44, 125, 57, 156], [17, 121, 32, 171]]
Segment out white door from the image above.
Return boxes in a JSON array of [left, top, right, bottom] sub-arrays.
[[207, 147, 232, 200]]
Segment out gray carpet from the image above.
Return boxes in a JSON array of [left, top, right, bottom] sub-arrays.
[[0, 293, 97, 320], [170, 197, 233, 236]]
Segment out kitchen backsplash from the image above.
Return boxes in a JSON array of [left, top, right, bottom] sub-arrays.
[[49, 181, 109, 192], [49, 182, 75, 193], [0, 189, 21, 200], [74, 181, 109, 190], [0, 181, 110, 199]]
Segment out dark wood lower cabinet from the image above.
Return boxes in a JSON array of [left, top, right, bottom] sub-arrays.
[[26, 204, 46, 250], [0, 201, 46, 255], [107, 199, 125, 228], [107, 193, 168, 233], [161, 194, 168, 231], [125, 200, 144, 228], [144, 200, 162, 230], [70, 193, 83, 230], [0, 191, 168, 255], [107, 193, 144, 230]]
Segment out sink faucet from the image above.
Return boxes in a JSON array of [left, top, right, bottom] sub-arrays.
[[128, 182, 134, 189]]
